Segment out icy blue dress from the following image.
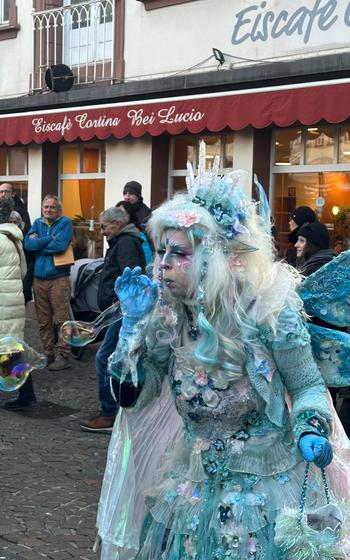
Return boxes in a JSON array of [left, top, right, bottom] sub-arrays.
[[96, 301, 340, 560]]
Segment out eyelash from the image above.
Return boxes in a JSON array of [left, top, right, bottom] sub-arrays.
[[157, 250, 186, 257]]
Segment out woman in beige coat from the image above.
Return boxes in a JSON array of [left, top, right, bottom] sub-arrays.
[[0, 197, 35, 410], [0, 199, 27, 337]]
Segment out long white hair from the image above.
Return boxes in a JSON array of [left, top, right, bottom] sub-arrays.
[[147, 193, 302, 377]]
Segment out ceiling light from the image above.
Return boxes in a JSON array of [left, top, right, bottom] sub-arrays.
[[332, 206, 340, 216]]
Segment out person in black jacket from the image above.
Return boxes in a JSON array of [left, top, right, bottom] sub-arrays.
[[295, 221, 350, 436], [123, 180, 152, 232], [80, 206, 146, 433], [295, 221, 336, 277], [285, 205, 318, 267]]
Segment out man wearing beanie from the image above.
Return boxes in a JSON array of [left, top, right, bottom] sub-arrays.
[[123, 180, 152, 232], [286, 205, 318, 266]]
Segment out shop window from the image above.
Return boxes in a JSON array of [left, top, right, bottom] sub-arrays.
[[274, 129, 302, 166], [272, 124, 350, 255], [59, 142, 105, 259], [169, 133, 234, 196], [9, 147, 27, 175], [0, 146, 28, 175], [274, 171, 350, 250], [0, 146, 28, 206]]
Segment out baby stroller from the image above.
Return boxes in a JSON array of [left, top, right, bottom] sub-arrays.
[[69, 258, 105, 359]]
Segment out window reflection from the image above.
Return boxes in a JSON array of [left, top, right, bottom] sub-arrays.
[[339, 126, 350, 163], [305, 126, 335, 164], [199, 135, 221, 169], [274, 129, 302, 165]]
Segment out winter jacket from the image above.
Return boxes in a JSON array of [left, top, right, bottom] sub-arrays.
[[13, 195, 31, 235], [133, 200, 152, 231], [300, 249, 337, 277], [0, 223, 27, 338], [97, 223, 146, 311], [25, 216, 73, 279]]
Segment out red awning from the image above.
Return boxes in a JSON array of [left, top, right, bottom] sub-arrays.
[[1, 80, 350, 145]]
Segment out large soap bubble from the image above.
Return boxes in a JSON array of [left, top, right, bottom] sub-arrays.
[[61, 302, 122, 347], [0, 336, 47, 392]]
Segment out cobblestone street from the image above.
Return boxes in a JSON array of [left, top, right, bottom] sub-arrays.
[[0, 305, 110, 559]]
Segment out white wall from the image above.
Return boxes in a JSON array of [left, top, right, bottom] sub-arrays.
[[105, 137, 152, 209], [125, 0, 350, 80], [232, 129, 254, 195], [0, 0, 32, 98], [27, 144, 43, 221]]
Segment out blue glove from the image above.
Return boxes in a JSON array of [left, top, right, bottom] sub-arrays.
[[299, 434, 333, 468], [115, 267, 158, 337]]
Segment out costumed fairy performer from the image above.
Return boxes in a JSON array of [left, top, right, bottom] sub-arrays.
[[95, 143, 350, 560]]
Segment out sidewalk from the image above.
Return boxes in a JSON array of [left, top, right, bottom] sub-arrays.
[[0, 304, 110, 560]]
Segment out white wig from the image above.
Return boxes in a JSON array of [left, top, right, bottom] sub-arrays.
[[147, 191, 302, 377]]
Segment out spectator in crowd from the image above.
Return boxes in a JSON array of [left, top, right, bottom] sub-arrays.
[[10, 211, 35, 305], [333, 235, 348, 255], [25, 195, 73, 371], [295, 221, 336, 277], [285, 205, 318, 266], [123, 180, 152, 232], [4, 210, 37, 410], [80, 206, 146, 433], [0, 183, 31, 235], [0, 199, 31, 410], [116, 200, 153, 266]]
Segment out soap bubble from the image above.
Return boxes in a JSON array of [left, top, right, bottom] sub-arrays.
[[0, 336, 47, 392], [61, 302, 122, 347]]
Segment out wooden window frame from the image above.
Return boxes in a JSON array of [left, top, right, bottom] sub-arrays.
[[0, 0, 20, 41], [137, 0, 196, 10]]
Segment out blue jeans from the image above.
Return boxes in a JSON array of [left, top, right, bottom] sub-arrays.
[[96, 320, 121, 416]]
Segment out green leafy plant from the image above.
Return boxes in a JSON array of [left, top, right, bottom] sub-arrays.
[[334, 207, 350, 237]]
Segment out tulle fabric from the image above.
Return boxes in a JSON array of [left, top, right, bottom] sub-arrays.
[[96, 386, 350, 560], [97, 380, 182, 559]]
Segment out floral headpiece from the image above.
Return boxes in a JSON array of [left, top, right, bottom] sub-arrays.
[[185, 141, 258, 252]]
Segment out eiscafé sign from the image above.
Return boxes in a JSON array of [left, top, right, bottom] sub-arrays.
[[30, 104, 206, 139], [229, 0, 350, 59]]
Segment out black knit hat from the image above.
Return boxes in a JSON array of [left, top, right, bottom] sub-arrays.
[[291, 206, 318, 226], [298, 222, 330, 250], [123, 181, 142, 199], [0, 197, 14, 224]]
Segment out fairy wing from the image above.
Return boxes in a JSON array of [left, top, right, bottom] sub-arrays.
[[307, 323, 350, 387], [298, 250, 350, 327]]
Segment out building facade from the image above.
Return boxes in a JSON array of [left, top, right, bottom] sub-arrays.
[[1, 0, 350, 256]]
